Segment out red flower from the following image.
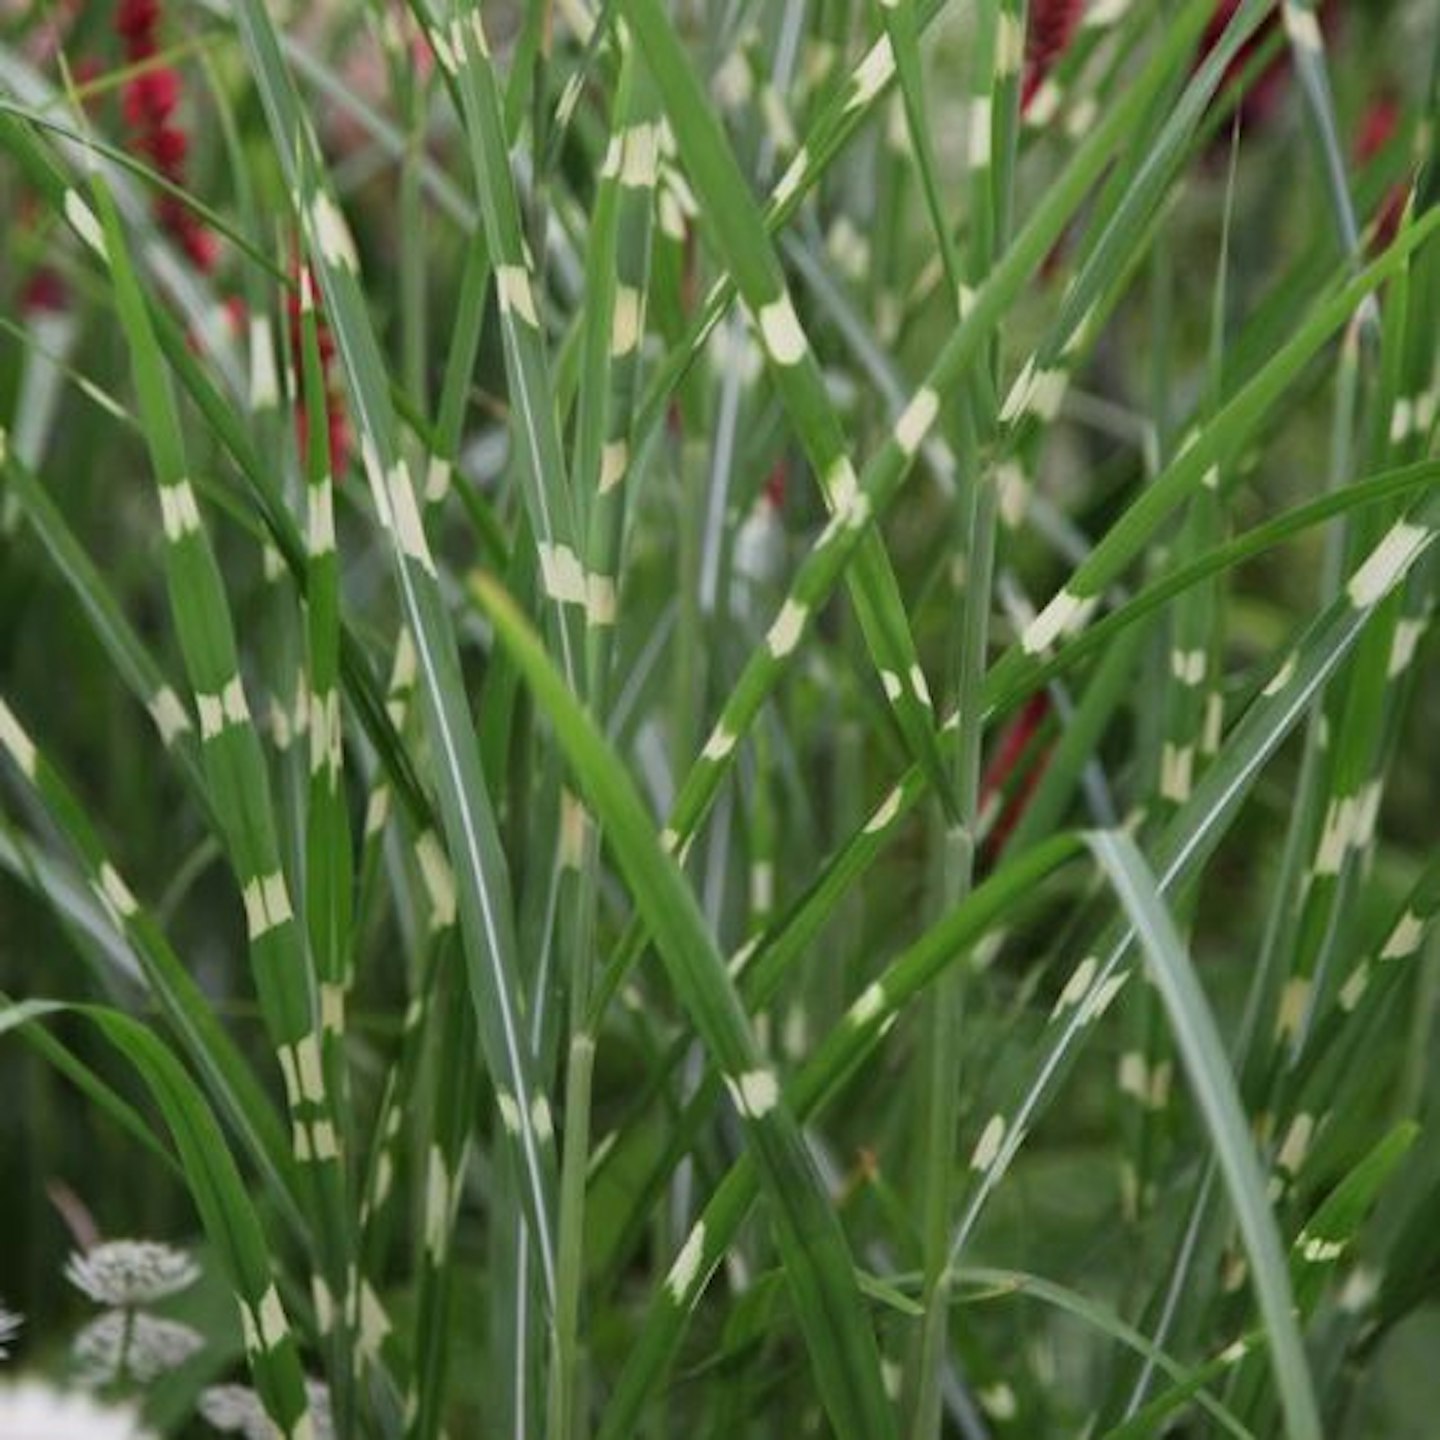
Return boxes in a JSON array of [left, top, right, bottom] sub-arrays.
[[122, 66, 179, 126], [113, 2, 222, 276], [1200, 0, 1340, 140], [1201, 0, 1289, 132], [21, 267, 69, 314], [137, 124, 188, 176], [1355, 94, 1408, 255], [296, 395, 352, 481], [222, 295, 248, 337], [115, 0, 161, 46], [763, 460, 786, 511], [328, 406, 352, 479], [1369, 188, 1406, 254], [979, 692, 1052, 866], [1355, 95, 1400, 164], [152, 189, 217, 274], [179, 219, 219, 272], [286, 260, 351, 479], [1023, 0, 1084, 115]]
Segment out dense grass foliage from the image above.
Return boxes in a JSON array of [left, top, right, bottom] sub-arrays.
[[2, 1, 1438, 1436]]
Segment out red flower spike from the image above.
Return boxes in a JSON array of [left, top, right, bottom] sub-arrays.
[[1022, 0, 1084, 115], [1355, 95, 1409, 256], [763, 461, 786, 511], [1355, 95, 1400, 165], [180, 221, 219, 273], [21, 268, 70, 314], [1199, 0, 1341, 144], [113, 1, 223, 275], [1201, 0, 1289, 133], [285, 257, 350, 479], [1369, 186, 1407, 256], [983, 737, 1052, 864], [409, 33, 437, 80], [223, 295, 247, 337], [979, 693, 1050, 806], [978, 692, 1053, 867], [122, 68, 180, 127], [115, 0, 161, 43], [138, 124, 188, 174], [295, 397, 353, 480], [153, 192, 190, 233]]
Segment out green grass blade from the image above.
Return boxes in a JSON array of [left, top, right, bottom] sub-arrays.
[[623, 0, 956, 816], [472, 569, 899, 1440], [593, 834, 1085, 1437], [85, 1012, 313, 1436], [0, 695, 304, 1239], [955, 1266, 1258, 1440], [230, 0, 561, 1303], [435, 2, 590, 690], [1085, 829, 1322, 1440]]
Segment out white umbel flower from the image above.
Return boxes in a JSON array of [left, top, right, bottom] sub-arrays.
[[198, 1385, 269, 1440], [65, 1242, 199, 1307], [199, 1379, 333, 1440], [0, 1376, 155, 1438], [0, 1304, 21, 1358], [73, 1311, 204, 1386]]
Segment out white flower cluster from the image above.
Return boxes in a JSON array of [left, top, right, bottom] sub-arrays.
[[0, 1303, 21, 1359], [0, 1377, 155, 1438], [200, 1378, 334, 1439], [65, 1240, 203, 1391], [73, 1312, 204, 1386], [65, 1241, 200, 1307]]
